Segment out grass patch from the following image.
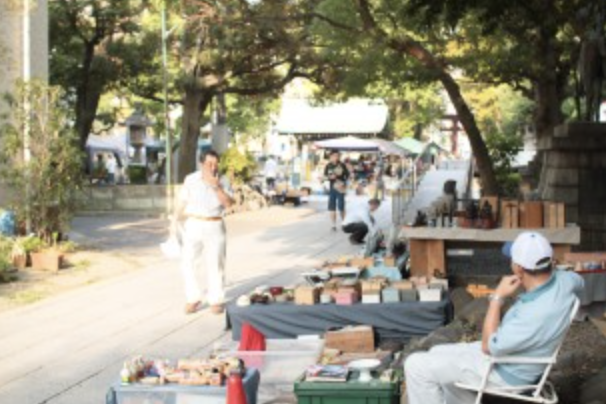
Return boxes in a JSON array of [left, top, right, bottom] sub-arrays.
[[11, 289, 47, 305], [72, 259, 92, 272]]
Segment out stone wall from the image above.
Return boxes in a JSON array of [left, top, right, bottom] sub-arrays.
[[77, 185, 180, 214], [538, 123, 606, 251]]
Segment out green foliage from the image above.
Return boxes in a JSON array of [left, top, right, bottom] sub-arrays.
[[226, 95, 280, 142], [0, 80, 84, 242], [127, 165, 147, 184], [219, 147, 257, 185], [485, 131, 523, 197]]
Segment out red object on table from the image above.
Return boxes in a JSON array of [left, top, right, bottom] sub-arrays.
[[227, 372, 248, 404]]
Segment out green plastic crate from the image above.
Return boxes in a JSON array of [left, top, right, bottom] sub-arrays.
[[294, 373, 401, 404]]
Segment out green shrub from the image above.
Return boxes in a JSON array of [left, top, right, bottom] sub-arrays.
[[219, 147, 257, 185]]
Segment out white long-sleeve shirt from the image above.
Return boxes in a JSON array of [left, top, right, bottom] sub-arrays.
[[342, 196, 377, 233]]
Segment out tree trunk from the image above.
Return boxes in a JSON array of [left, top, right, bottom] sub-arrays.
[[211, 92, 230, 154], [439, 73, 500, 196], [178, 89, 213, 182], [533, 78, 565, 144], [75, 85, 102, 152]]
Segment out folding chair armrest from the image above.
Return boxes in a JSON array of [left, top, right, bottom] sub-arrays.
[[489, 356, 555, 365]]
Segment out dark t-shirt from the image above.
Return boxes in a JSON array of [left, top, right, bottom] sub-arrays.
[[324, 161, 350, 189]]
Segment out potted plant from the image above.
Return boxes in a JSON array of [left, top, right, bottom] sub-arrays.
[[30, 233, 66, 273]]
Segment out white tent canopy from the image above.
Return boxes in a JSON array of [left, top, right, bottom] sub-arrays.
[[314, 136, 381, 152], [86, 133, 129, 156]]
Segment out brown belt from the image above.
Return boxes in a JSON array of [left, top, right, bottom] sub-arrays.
[[188, 215, 223, 221]]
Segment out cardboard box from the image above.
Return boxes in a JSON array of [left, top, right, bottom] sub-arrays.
[[382, 288, 401, 303], [544, 202, 565, 228], [295, 286, 319, 305], [429, 278, 449, 291], [362, 292, 382, 304], [520, 201, 544, 229], [390, 280, 414, 290], [419, 288, 442, 302], [400, 289, 418, 302], [361, 278, 388, 294], [501, 200, 519, 228], [350, 257, 375, 269], [383, 256, 396, 267], [335, 290, 359, 305], [324, 326, 375, 353]]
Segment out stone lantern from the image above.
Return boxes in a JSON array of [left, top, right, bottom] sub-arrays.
[[125, 105, 152, 165]]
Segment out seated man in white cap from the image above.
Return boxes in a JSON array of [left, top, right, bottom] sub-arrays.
[[404, 231, 584, 404]]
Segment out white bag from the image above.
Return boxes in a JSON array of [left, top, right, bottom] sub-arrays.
[[160, 222, 183, 259]]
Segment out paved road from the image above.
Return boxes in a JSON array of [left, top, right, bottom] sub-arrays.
[[0, 205, 358, 404]]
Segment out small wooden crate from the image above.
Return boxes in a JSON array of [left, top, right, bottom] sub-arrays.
[[500, 200, 520, 229], [544, 202, 565, 228], [520, 201, 544, 229], [295, 286, 319, 305]]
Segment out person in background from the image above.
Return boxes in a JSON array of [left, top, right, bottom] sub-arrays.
[[342, 186, 381, 244], [324, 150, 350, 231], [404, 232, 583, 404], [172, 150, 234, 315], [264, 155, 278, 190], [105, 154, 117, 185]]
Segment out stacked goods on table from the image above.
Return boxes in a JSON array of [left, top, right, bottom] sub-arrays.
[[235, 253, 414, 307], [234, 275, 447, 307], [453, 197, 567, 230], [561, 252, 606, 273], [295, 325, 402, 404], [119, 355, 245, 386], [466, 284, 496, 298]]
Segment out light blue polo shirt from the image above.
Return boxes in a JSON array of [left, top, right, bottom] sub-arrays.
[[488, 270, 584, 386]]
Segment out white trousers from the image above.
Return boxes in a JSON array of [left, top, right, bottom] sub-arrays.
[[404, 342, 508, 404], [180, 219, 226, 305]]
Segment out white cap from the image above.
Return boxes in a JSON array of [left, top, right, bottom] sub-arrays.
[[503, 232, 553, 271]]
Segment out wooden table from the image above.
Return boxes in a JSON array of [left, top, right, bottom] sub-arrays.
[[399, 227, 581, 277]]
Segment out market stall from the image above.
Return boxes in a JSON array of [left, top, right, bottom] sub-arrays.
[[226, 299, 451, 342]]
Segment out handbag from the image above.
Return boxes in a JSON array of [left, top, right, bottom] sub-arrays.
[[160, 222, 183, 259]]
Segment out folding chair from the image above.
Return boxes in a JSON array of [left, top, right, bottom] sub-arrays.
[[455, 297, 580, 404]]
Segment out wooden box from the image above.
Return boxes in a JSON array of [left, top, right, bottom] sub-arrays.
[[350, 257, 375, 269], [381, 288, 401, 303], [361, 278, 387, 294], [419, 288, 442, 302], [390, 280, 414, 290], [383, 256, 396, 267], [428, 278, 448, 291], [361, 292, 381, 304], [324, 326, 375, 353], [335, 290, 359, 305], [520, 201, 544, 229], [500, 200, 519, 228], [400, 289, 418, 302], [295, 286, 319, 305], [544, 202, 565, 228], [480, 196, 499, 222]]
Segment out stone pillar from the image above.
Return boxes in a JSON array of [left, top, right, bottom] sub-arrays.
[[538, 123, 606, 251]]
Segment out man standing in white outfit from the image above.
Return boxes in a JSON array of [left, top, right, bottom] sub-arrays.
[[404, 232, 583, 404], [173, 150, 233, 315]]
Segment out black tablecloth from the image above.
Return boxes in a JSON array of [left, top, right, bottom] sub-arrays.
[[580, 271, 606, 306], [226, 300, 452, 342]]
